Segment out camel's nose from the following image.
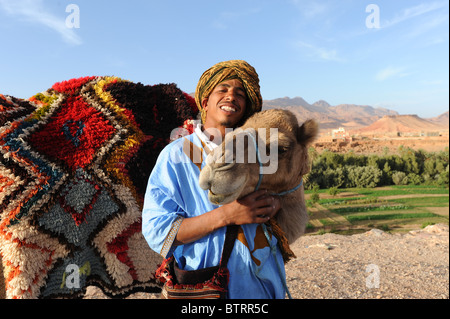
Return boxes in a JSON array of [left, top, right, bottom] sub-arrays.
[[199, 159, 236, 191], [213, 161, 235, 172]]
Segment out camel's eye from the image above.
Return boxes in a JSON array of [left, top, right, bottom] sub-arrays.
[[265, 144, 289, 156], [273, 132, 293, 156], [278, 146, 289, 154], [264, 132, 292, 157], [278, 139, 292, 156]]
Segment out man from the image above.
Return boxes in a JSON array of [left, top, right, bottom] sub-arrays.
[[142, 60, 286, 298]]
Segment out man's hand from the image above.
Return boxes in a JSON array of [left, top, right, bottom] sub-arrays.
[[221, 189, 281, 226], [174, 190, 281, 246]]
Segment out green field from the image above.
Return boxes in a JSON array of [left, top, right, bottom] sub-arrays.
[[304, 185, 449, 235]]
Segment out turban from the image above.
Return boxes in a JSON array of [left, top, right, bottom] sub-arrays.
[[195, 60, 263, 123]]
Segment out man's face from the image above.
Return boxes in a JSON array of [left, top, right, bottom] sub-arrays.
[[202, 79, 247, 131]]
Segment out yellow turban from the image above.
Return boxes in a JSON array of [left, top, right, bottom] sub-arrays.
[[195, 60, 262, 123]]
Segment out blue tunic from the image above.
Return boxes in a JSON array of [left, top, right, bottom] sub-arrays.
[[142, 126, 286, 299]]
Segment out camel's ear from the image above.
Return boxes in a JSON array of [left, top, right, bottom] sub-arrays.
[[297, 119, 319, 145]]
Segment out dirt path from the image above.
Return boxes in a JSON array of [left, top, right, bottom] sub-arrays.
[[308, 204, 351, 227], [426, 206, 450, 217], [377, 194, 449, 200]]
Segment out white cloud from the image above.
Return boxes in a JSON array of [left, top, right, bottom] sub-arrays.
[[406, 13, 449, 39], [0, 0, 82, 45], [295, 41, 343, 62], [375, 66, 410, 81], [289, 0, 329, 19], [383, 1, 447, 28]]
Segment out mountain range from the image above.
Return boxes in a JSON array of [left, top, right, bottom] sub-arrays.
[[262, 96, 449, 132]]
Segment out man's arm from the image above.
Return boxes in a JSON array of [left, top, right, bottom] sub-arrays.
[[173, 189, 281, 246]]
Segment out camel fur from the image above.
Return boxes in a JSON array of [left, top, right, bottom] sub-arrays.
[[199, 109, 318, 244]]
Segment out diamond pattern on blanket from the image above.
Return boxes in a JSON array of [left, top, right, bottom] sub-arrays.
[[0, 76, 198, 298], [58, 169, 103, 226], [27, 96, 116, 170]]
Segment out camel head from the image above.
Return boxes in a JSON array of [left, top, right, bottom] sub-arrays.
[[199, 109, 318, 204], [199, 109, 318, 243]]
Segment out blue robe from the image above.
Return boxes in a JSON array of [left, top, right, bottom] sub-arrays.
[[142, 126, 286, 299]]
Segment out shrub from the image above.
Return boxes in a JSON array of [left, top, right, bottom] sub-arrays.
[[305, 148, 449, 188], [435, 170, 449, 187], [346, 165, 382, 188], [392, 171, 408, 185], [407, 173, 423, 185], [310, 185, 320, 204], [310, 193, 320, 204], [328, 186, 340, 196]]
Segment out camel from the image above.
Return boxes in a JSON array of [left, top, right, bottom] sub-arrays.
[[199, 109, 318, 245]]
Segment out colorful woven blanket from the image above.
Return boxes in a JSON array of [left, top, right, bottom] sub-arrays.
[[0, 76, 198, 299]]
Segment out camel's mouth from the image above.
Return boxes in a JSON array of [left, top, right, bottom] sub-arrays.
[[207, 178, 247, 205], [208, 190, 234, 205]]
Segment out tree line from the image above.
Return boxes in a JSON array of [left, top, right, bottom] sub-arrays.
[[304, 146, 449, 190]]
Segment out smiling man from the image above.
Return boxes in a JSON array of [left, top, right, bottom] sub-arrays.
[[201, 79, 246, 133], [142, 60, 287, 299]]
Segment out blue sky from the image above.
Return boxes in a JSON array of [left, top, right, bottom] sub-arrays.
[[0, 0, 448, 118]]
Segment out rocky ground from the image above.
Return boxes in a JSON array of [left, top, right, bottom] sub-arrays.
[[84, 224, 449, 299], [286, 224, 448, 299]]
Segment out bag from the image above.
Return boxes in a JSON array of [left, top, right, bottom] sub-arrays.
[[154, 225, 238, 299]]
